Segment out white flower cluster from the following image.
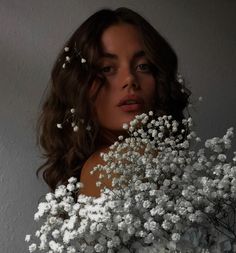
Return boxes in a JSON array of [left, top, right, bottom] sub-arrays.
[[26, 111, 236, 253]]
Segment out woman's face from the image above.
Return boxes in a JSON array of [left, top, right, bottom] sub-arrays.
[[90, 23, 156, 142]]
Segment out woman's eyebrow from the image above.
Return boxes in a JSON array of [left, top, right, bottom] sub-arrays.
[[101, 50, 145, 60]]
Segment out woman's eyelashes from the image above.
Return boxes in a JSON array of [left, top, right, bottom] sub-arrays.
[[99, 63, 152, 75], [135, 63, 152, 73], [100, 65, 115, 74]]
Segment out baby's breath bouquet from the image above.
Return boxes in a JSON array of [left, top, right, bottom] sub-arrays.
[[26, 111, 236, 253]]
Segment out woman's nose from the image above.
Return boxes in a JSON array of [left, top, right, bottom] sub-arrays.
[[121, 68, 139, 90]]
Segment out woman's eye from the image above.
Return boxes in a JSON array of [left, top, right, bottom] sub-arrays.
[[100, 66, 114, 74], [136, 64, 151, 73]]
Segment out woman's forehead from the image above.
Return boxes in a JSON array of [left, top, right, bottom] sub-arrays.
[[100, 23, 144, 54], [100, 50, 146, 61]]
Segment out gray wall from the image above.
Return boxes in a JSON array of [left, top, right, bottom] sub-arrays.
[[1, 0, 236, 252]]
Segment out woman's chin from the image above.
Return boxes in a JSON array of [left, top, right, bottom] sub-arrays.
[[123, 110, 142, 118]]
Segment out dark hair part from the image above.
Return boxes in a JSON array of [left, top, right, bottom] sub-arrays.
[[36, 7, 191, 191]]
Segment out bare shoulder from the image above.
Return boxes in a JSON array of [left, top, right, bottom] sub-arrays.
[[79, 147, 111, 197]]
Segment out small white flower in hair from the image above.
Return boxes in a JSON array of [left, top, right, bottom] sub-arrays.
[[56, 123, 62, 129], [73, 125, 79, 132], [81, 58, 86, 63], [177, 73, 184, 83], [64, 47, 69, 52], [86, 125, 91, 131], [70, 108, 75, 113], [62, 63, 66, 69], [66, 56, 70, 62]]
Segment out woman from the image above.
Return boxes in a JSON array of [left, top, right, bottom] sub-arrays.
[[36, 7, 191, 197]]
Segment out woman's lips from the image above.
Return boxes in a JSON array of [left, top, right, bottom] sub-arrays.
[[119, 103, 143, 112]]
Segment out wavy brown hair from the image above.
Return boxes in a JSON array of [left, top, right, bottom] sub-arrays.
[[36, 7, 191, 191]]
